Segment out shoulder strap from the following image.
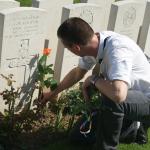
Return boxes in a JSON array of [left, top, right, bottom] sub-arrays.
[[92, 36, 111, 76], [99, 36, 111, 64]]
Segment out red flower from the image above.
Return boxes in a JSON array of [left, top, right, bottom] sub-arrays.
[[43, 48, 51, 56]]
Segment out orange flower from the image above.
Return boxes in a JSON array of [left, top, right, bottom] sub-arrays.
[[43, 48, 52, 56]]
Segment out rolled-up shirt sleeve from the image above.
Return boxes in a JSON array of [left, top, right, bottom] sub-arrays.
[[78, 56, 96, 70], [107, 48, 133, 88]]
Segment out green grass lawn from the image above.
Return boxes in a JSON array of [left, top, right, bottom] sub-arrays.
[[16, 0, 32, 6], [16, 0, 79, 6]]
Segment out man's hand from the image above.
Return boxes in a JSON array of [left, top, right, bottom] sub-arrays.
[[40, 91, 57, 106]]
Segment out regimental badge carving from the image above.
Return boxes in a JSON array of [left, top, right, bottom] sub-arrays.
[[80, 9, 94, 25], [6, 39, 37, 68], [123, 7, 136, 27]]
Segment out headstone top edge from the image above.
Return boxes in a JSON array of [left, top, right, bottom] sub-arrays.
[[63, 3, 100, 9], [147, 0, 150, 4], [112, 0, 146, 6], [0, 7, 46, 14], [0, 0, 20, 5]]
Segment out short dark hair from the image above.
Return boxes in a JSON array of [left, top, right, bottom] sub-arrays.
[[57, 17, 94, 47]]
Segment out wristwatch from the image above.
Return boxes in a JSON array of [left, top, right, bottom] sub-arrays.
[[90, 75, 100, 86]]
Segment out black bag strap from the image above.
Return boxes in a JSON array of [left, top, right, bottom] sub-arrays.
[[99, 36, 111, 64], [145, 54, 150, 63]]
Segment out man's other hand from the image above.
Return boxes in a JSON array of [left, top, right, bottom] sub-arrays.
[[40, 91, 57, 106], [82, 76, 93, 101]]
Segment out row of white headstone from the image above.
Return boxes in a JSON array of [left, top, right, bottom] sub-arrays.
[[0, 0, 150, 112]]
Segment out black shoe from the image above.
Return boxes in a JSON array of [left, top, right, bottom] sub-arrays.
[[135, 123, 148, 145]]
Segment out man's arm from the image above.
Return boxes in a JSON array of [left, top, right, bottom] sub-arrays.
[[95, 78, 128, 103], [82, 76, 128, 104], [54, 66, 87, 95], [41, 66, 87, 104]]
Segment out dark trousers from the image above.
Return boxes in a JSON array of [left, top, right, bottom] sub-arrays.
[[70, 90, 150, 150]]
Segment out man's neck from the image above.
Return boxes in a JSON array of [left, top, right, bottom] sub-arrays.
[[83, 33, 100, 58]]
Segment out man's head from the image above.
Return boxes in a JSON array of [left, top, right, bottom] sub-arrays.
[[57, 17, 95, 56]]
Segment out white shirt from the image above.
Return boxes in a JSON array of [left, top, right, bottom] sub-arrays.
[[78, 31, 150, 98]]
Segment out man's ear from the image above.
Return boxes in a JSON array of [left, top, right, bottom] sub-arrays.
[[72, 44, 81, 52]]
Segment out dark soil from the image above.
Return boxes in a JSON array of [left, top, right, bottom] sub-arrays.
[[0, 109, 77, 150]]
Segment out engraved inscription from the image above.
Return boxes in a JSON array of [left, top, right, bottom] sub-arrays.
[[123, 7, 136, 27], [80, 9, 94, 25], [5, 39, 32, 68], [4, 15, 42, 38]]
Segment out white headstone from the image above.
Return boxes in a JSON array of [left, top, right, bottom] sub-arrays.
[[0, 0, 20, 10], [32, 0, 73, 65], [138, 1, 150, 56], [107, 0, 146, 42], [80, 0, 115, 30], [144, 25, 150, 57], [0, 7, 47, 112], [54, 3, 103, 81]]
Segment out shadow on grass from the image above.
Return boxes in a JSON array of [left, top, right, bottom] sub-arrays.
[[41, 137, 93, 150]]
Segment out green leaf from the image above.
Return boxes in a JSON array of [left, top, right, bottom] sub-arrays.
[[44, 80, 51, 88], [37, 63, 44, 73], [37, 73, 45, 84], [47, 64, 53, 68], [39, 55, 47, 66], [37, 55, 47, 73], [47, 67, 54, 74], [50, 80, 58, 91], [44, 66, 54, 74]]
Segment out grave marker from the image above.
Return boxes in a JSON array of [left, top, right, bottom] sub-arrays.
[[32, 0, 73, 65], [139, 1, 150, 56], [80, 0, 115, 30], [54, 3, 103, 81], [0, 7, 47, 112], [0, 0, 20, 11], [108, 0, 146, 42], [144, 25, 150, 57]]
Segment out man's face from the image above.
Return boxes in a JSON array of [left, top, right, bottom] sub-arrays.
[[60, 38, 90, 57], [63, 43, 86, 57], [67, 46, 85, 57]]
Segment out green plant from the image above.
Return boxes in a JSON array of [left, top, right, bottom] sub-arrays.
[[35, 48, 58, 114], [0, 74, 22, 146], [36, 49, 57, 99], [37, 48, 57, 96], [0, 48, 58, 147], [54, 104, 64, 132], [58, 83, 101, 133]]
